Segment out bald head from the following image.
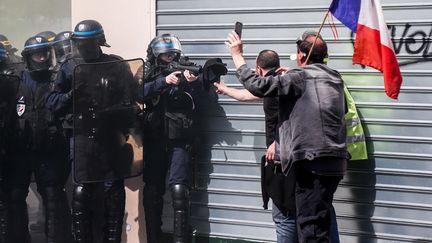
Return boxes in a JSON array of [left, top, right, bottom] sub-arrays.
[[297, 34, 328, 64], [256, 49, 280, 70]]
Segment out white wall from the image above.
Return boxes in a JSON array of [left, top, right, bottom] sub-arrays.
[[71, 0, 156, 59]]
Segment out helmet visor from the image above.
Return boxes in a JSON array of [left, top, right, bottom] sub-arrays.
[[151, 36, 182, 58]]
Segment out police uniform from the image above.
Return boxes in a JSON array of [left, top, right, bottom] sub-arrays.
[[3, 36, 71, 243], [46, 20, 130, 243], [0, 42, 24, 243], [142, 34, 203, 243]]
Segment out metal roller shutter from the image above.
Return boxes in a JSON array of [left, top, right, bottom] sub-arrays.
[[156, 0, 432, 242]]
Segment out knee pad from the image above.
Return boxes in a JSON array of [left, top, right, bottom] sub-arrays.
[[171, 184, 190, 211], [72, 184, 91, 211]]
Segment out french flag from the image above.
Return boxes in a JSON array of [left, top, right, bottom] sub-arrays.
[[329, 0, 403, 99]]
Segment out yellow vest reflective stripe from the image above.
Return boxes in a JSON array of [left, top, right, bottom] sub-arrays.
[[344, 84, 368, 160]]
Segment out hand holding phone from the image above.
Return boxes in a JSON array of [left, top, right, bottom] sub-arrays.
[[234, 21, 243, 38]]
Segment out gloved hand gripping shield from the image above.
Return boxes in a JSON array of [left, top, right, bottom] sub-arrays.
[[72, 58, 144, 183]]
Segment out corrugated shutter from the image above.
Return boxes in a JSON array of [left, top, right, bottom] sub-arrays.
[[156, 0, 432, 242]]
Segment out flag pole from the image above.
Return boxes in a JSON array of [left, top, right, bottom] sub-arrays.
[[305, 9, 330, 64]]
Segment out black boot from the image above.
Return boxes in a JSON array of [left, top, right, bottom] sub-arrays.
[[72, 185, 93, 243], [103, 181, 125, 243], [41, 186, 72, 243], [171, 184, 191, 243], [143, 184, 165, 243], [7, 188, 31, 243]]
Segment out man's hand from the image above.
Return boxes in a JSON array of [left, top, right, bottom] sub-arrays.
[[213, 81, 227, 95], [184, 69, 198, 83], [225, 31, 246, 69], [266, 141, 276, 161], [165, 71, 182, 85], [276, 66, 290, 74], [225, 31, 243, 56]]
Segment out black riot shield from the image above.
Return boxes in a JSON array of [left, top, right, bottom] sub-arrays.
[[0, 74, 20, 160], [72, 58, 144, 183]]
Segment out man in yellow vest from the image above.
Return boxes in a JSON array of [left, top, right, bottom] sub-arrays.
[[344, 85, 368, 161]]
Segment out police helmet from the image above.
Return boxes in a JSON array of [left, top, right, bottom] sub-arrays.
[[72, 19, 110, 47], [0, 34, 17, 53], [0, 42, 8, 64], [149, 34, 182, 59], [72, 20, 110, 60], [21, 36, 55, 72], [53, 31, 73, 60], [36, 31, 56, 42], [0, 34, 11, 49]]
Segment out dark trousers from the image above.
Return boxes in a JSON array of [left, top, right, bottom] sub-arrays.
[[3, 151, 71, 243], [143, 138, 191, 243], [294, 164, 342, 243]]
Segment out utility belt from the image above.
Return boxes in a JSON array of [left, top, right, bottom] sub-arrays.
[[165, 111, 194, 140], [12, 118, 67, 153], [143, 106, 195, 140]]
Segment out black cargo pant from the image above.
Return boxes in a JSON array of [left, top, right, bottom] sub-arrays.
[[293, 161, 343, 243], [3, 150, 71, 243], [142, 137, 192, 243]]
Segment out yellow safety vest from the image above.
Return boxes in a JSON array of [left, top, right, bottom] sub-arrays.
[[344, 84, 368, 160]]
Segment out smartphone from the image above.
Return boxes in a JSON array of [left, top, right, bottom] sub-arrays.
[[234, 21, 243, 38]]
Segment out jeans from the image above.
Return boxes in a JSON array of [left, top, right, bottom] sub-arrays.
[[330, 205, 340, 243], [272, 201, 340, 243], [272, 202, 298, 243]]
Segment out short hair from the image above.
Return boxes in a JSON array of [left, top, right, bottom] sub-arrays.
[[297, 31, 328, 64], [256, 50, 280, 70]]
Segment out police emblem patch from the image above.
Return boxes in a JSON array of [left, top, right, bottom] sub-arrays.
[[17, 96, 25, 116], [17, 104, 25, 116]]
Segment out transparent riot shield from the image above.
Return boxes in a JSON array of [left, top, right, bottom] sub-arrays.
[[72, 58, 144, 183]]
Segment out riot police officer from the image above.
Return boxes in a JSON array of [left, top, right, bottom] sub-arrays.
[[142, 34, 201, 243], [4, 35, 71, 243], [0, 41, 19, 243], [52, 31, 73, 61], [0, 34, 22, 63], [36, 31, 57, 43], [46, 19, 132, 243]]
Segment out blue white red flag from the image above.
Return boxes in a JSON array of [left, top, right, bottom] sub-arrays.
[[329, 0, 402, 99]]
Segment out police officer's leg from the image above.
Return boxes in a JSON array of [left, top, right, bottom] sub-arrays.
[[168, 140, 192, 243], [171, 184, 190, 243], [143, 139, 168, 243], [3, 155, 32, 243], [0, 184, 7, 243], [72, 183, 94, 243], [102, 180, 125, 243], [0, 164, 8, 243], [35, 152, 72, 243]]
